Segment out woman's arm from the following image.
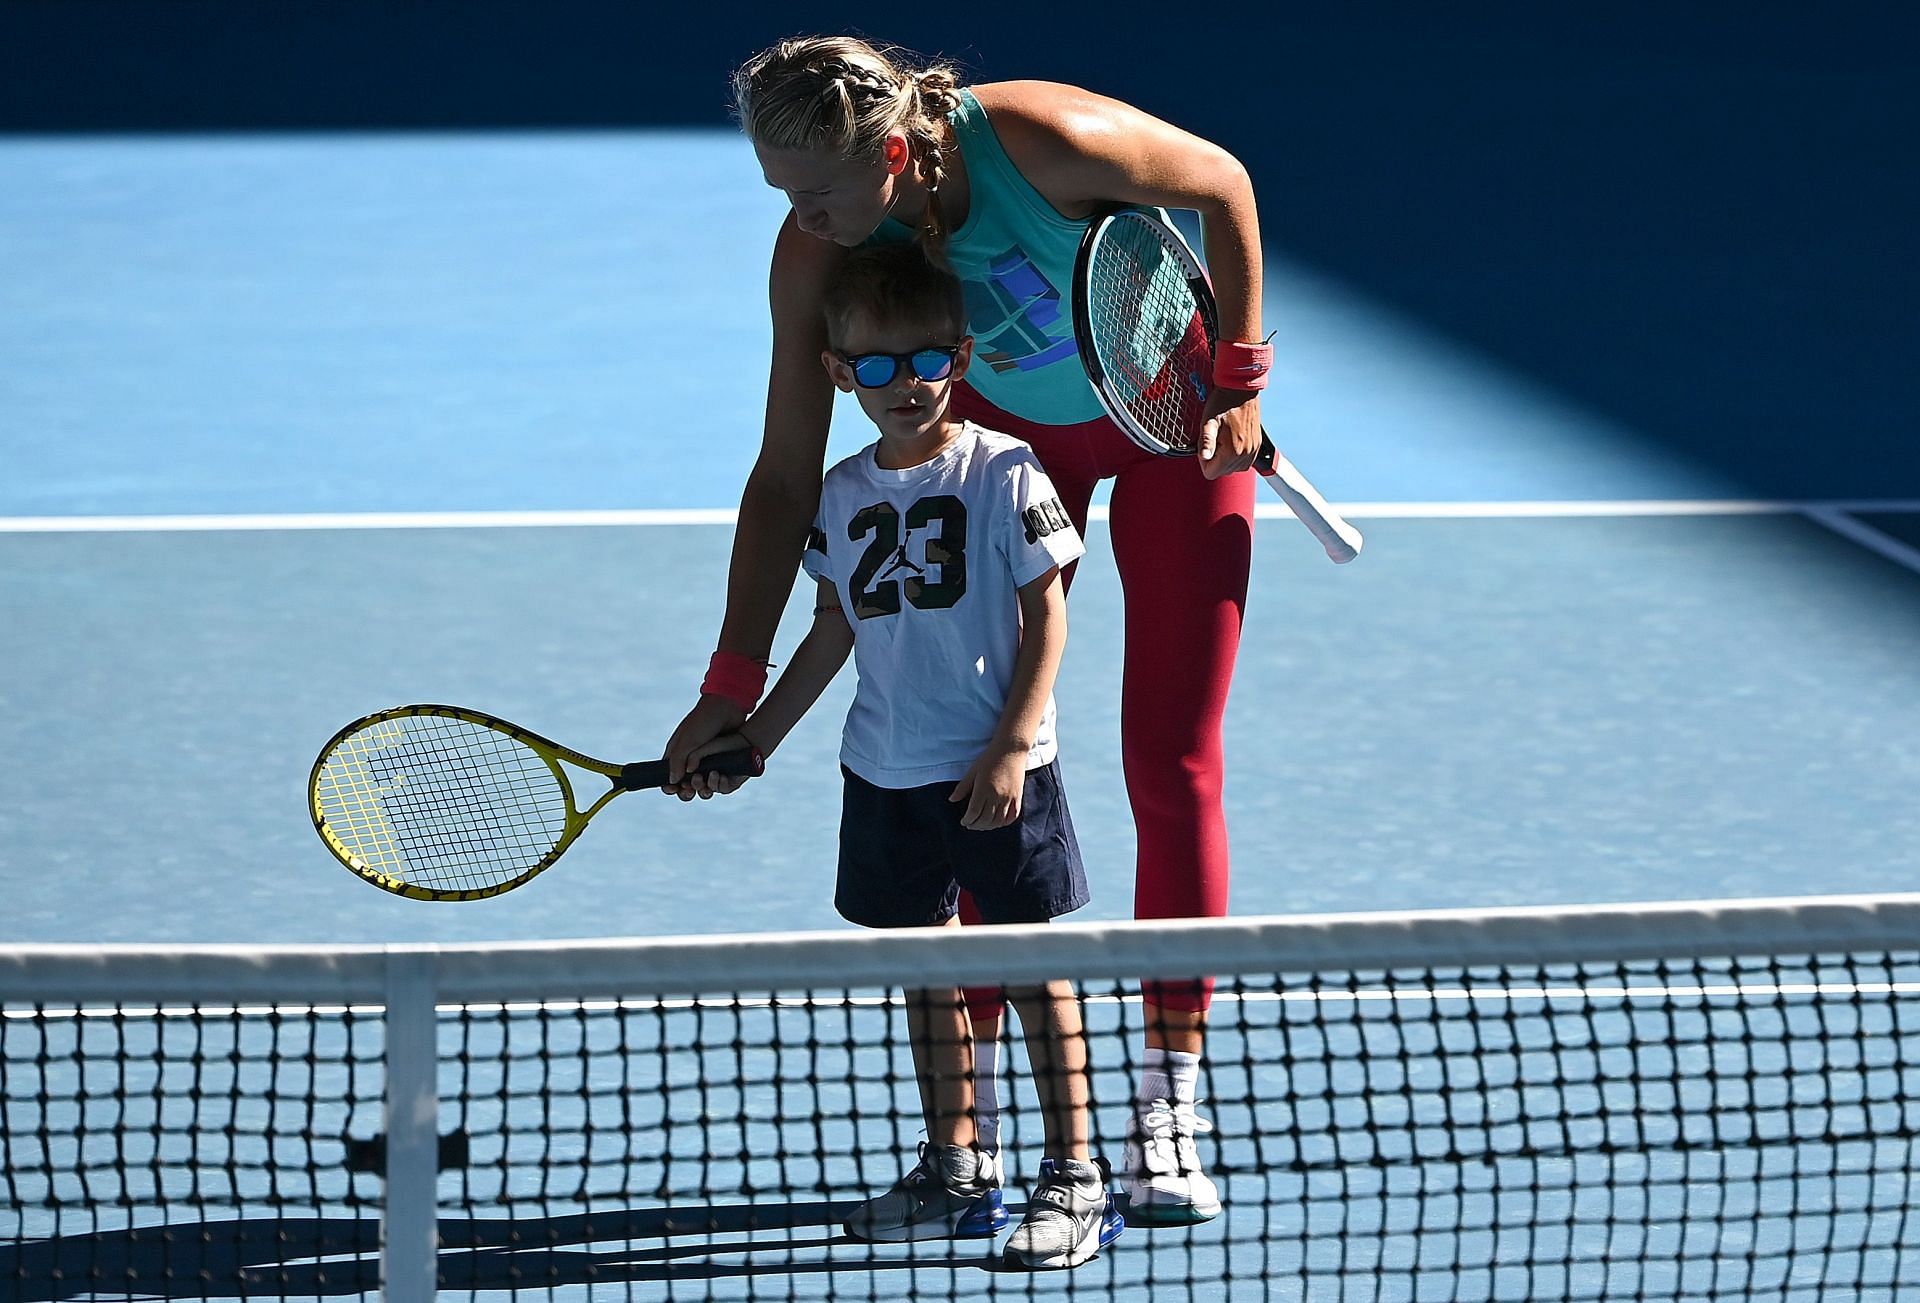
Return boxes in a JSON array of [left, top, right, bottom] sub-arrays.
[[718, 216, 847, 658], [974, 82, 1265, 477], [665, 215, 847, 784]]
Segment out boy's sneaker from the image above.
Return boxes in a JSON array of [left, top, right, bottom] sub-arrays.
[[843, 1142, 1008, 1242], [1120, 1099, 1222, 1225], [1002, 1157, 1125, 1270]]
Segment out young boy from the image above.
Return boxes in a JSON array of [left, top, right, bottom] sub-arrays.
[[687, 243, 1122, 1270]]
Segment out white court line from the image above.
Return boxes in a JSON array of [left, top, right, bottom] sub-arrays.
[[0, 508, 740, 532], [1804, 508, 1920, 577], [1342, 498, 1920, 519], [4, 499, 1920, 533]]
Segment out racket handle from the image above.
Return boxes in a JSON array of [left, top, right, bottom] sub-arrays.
[[1255, 434, 1363, 564], [621, 746, 764, 791]]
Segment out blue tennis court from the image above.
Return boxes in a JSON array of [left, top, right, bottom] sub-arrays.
[[4, 129, 1919, 948], [3, 11, 1918, 1300]]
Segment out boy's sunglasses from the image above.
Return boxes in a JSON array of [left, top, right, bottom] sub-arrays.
[[835, 346, 960, 389]]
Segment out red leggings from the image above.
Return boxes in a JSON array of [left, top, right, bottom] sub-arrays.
[[951, 384, 1254, 1015]]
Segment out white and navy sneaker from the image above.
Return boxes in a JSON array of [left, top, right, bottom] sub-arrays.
[[1120, 1099, 1222, 1225], [843, 1142, 1008, 1242], [1002, 1157, 1124, 1270]]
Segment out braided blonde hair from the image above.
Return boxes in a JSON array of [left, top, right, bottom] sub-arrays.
[[732, 36, 964, 262]]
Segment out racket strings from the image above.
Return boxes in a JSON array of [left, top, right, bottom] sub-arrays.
[[313, 715, 569, 891], [1086, 219, 1213, 455]]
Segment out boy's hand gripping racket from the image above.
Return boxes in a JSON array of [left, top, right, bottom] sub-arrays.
[[309, 704, 761, 901], [1072, 206, 1363, 563]]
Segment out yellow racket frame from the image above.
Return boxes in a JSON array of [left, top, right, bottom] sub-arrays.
[[309, 704, 690, 903]]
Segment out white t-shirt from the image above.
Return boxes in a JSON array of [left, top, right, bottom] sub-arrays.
[[803, 422, 1086, 789]]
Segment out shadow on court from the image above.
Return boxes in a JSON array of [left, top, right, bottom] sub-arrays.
[[5, 5, 1914, 501], [3, 1202, 1027, 1300]]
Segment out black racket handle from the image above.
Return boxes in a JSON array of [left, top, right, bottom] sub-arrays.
[[620, 747, 764, 790]]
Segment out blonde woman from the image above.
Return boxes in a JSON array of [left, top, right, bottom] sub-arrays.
[[670, 35, 1270, 1228]]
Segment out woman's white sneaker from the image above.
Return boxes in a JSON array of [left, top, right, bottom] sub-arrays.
[[1119, 1099, 1221, 1225]]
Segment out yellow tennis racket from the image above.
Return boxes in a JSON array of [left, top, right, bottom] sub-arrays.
[[309, 704, 761, 901]]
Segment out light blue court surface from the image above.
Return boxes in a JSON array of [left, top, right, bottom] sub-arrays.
[[2, 131, 1919, 946]]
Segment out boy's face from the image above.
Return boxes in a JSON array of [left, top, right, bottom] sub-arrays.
[[823, 310, 974, 444]]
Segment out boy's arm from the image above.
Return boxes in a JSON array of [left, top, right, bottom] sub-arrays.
[[951, 565, 1068, 830], [997, 567, 1068, 758], [680, 579, 852, 795], [743, 579, 854, 756]]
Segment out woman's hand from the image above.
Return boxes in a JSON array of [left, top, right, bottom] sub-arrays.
[[1198, 386, 1262, 479], [671, 729, 761, 801]]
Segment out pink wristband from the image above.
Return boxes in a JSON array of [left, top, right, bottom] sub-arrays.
[[1213, 341, 1274, 391], [701, 650, 768, 714]]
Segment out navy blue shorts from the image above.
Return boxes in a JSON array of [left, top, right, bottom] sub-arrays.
[[836, 761, 1089, 928]]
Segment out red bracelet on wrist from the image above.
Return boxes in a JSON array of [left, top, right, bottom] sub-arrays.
[[701, 650, 768, 714], [1213, 340, 1274, 391]]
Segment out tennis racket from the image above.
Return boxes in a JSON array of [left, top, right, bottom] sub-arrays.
[[309, 704, 761, 902], [1072, 206, 1363, 564]]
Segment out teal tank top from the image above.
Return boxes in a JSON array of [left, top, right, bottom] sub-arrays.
[[870, 90, 1104, 427]]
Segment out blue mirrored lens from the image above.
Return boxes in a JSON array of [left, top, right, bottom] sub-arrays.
[[849, 355, 901, 387], [909, 349, 956, 382]]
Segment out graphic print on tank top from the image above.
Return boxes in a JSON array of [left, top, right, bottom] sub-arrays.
[[964, 246, 1082, 376]]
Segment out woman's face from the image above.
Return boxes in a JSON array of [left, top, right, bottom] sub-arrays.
[[755, 140, 901, 246]]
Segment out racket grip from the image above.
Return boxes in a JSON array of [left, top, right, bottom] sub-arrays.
[[622, 746, 764, 790], [1255, 435, 1363, 564]]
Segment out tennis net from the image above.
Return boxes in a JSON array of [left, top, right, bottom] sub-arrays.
[[5, 893, 1920, 1301]]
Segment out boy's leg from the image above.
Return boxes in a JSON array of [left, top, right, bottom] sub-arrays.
[[905, 923, 977, 1150], [941, 765, 1119, 1268], [1004, 981, 1090, 1160], [844, 976, 1007, 1243], [1001, 981, 1122, 1270], [949, 760, 1090, 1159], [836, 776, 1007, 1242]]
